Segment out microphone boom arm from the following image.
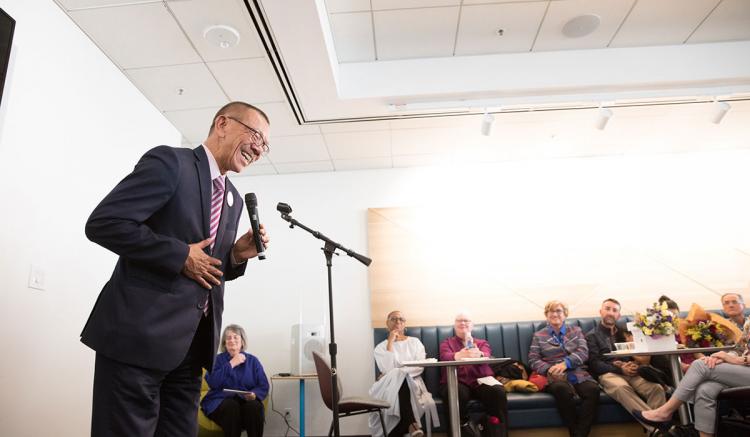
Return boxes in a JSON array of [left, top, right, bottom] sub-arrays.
[[278, 212, 371, 266]]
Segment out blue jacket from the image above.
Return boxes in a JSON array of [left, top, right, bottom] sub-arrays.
[[202, 351, 269, 415]]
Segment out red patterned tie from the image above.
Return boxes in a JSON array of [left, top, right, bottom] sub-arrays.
[[209, 177, 225, 252]]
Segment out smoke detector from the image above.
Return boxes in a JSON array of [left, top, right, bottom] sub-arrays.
[[203, 24, 240, 49]]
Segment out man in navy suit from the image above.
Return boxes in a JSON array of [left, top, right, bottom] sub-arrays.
[[81, 101, 271, 436]]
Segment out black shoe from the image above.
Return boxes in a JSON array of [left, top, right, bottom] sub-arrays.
[[632, 410, 672, 432]]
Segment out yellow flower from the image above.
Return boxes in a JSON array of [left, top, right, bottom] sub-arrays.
[[643, 327, 653, 336]]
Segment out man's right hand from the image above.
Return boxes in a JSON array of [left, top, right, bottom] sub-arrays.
[[622, 362, 638, 376], [182, 238, 223, 289]]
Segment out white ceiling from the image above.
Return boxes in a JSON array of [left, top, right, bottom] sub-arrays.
[[53, 0, 750, 176], [326, 0, 750, 61]]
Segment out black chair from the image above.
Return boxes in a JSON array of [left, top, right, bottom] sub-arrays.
[[715, 385, 750, 437], [312, 351, 390, 436]]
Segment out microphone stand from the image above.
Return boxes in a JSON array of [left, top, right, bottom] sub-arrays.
[[277, 203, 371, 437]]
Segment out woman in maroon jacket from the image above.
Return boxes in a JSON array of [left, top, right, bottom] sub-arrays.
[[439, 312, 507, 435]]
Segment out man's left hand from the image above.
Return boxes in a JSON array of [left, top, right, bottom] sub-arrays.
[[232, 224, 270, 263]]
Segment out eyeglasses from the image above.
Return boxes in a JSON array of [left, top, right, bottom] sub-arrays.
[[547, 309, 565, 315], [455, 319, 472, 324], [225, 116, 270, 154], [389, 317, 406, 323]]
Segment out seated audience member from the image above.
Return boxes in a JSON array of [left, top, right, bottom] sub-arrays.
[[721, 292, 747, 330], [369, 310, 439, 437], [439, 312, 508, 437], [201, 324, 269, 437], [586, 298, 666, 433], [529, 301, 600, 437], [635, 319, 750, 437]]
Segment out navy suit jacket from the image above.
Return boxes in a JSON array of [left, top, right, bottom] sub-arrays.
[[81, 146, 247, 371]]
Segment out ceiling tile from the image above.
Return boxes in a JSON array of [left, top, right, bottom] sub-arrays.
[[688, 0, 750, 43], [329, 12, 376, 63], [266, 135, 330, 163], [320, 120, 391, 133], [208, 58, 285, 104], [258, 103, 322, 137], [163, 107, 220, 143], [57, 0, 160, 10], [372, 0, 460, 10], [334, 156, 393, 171], [455, 2, 548, 55], [234, 164, 278, 177], [374, 7, 460, 60], [391, 127, 464, 155], [126, 63, 228, 111], [392, 154, 452, 168], [168, 0, 265, 62], [534, 0, 635, 52], [610, 0, 720, 47], [325, 0, 371, 14], [275, 161, 335, 174], [69, 3, 201, 69], [324, 130, 391, 159]]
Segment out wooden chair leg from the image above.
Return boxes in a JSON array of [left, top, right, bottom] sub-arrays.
[[378, 409, 387, 437], [328, 419, 334, 437]]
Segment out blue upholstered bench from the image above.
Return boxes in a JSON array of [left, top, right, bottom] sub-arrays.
[[373, 309, 749, 431]]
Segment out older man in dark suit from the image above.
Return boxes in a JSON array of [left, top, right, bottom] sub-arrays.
[[81, 101, 270, 437]]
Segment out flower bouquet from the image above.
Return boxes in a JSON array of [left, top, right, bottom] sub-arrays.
[[633, 301, 678, 337], [630, 302, 679, 351], [678, 303, 741, 348], [684, 319, 730, 348]]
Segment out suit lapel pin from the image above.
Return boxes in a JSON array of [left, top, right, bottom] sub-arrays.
[[227, 191, 234, 207]]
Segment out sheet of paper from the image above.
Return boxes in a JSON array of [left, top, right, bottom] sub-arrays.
[[477, 376, 501, 386], [223, 388, 253, 395]]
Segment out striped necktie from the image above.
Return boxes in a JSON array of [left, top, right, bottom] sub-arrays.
[[209, 177, 225, 252]]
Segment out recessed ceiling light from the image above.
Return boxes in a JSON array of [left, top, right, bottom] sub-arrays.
[[203, 24, 240, 49], [562, 14, 600, 38]]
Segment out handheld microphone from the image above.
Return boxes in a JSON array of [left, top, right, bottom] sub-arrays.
[[244, 193, 266, 260]]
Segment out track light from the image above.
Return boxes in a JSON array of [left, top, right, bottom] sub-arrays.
[[711, 101, 731, 124], [481, 112, 494, 136], [595, 107, 613, 130]]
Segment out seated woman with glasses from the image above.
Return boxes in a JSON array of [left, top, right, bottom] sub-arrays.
[[439, 311, 508, 437], [528, 301, 600, 437], [201, 324, 269, 437], [369, 310, 439, 437]]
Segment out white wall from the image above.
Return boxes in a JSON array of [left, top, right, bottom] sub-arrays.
[[0, 1, 179, 436]]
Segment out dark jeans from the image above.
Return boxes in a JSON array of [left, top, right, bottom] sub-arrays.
[[388, 380, 418, 437], [440, 382, 508, 428], [546, 380, 600, 437], [208, 397, 265, 437]]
